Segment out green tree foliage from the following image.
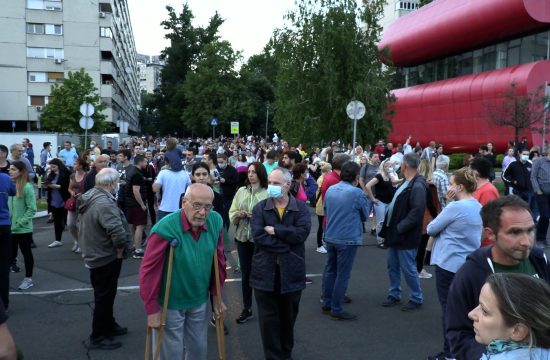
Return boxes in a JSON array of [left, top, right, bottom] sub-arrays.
[[156, 5, 224, 134], [139, 92, 162, 135], [485, 82, 550, 145], [271, 0, 395, 146], [182, 40, 254, 136], [40, 68, 108, 133]]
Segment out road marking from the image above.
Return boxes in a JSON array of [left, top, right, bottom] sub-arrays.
[[10, 273, 323, 296]]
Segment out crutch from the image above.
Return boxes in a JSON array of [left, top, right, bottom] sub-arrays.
[[213, 249, 226, 360], [144, 238, 179, 360]]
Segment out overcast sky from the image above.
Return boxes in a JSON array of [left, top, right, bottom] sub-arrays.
[[128, 0, 295, 59]]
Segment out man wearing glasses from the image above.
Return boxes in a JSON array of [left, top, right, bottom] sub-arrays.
[[139, 183, 227, 360]]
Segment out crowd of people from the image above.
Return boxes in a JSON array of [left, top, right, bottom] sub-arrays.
[[0, 134, 549, 359]]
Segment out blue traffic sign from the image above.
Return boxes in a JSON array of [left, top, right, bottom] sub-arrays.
[[210, 117, 218, 126]]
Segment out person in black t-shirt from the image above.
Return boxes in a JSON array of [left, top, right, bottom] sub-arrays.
[[126, 156, 147, 259]]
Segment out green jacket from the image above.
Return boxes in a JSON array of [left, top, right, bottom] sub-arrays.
[[229, 185, 269, 242], [8, 183, 37, 234]]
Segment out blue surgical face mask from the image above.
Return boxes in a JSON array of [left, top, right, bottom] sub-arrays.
[[267, 184, 283, 199], [521, 155, 529, 162]]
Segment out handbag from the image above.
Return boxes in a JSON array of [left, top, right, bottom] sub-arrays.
[[64, 196, 76, 211]]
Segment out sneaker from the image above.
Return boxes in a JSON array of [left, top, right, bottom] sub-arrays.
[[132, 249, 144, 259], [419, 269, 433, 279], [235, 309, 253, 324], [377, 242, 387, 249], [370, 228, 376, 235], [401, 300, 422, 312], [71, 242, 78, 252], [86, 336, 122, 350], [18, 278, 34, 290], [344, 295, 352, 304], [48, 240, 63, 248], [321, 306, 331, 314], [316, 246, 327, 254], [75, 247, 81, 254], [10, 264, 20, 273], [305, 277, 313, 285], [107, 323, 128, 337], [210, 316, 229, 335], [382, 296, 401, 307], [330, 311, 357, 321]]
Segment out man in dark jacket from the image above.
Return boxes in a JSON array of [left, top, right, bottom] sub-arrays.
[[217, 154, 238, 230], [250, 167, 311, 360], [502, 149, 533, 204], [445, 196, 550, 360], [78, 168, 131, 350], [379, 153, 427, 311]]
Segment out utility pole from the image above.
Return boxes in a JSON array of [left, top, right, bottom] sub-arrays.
[[265, 102, 270, 140]]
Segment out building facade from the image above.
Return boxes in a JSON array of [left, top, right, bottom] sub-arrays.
[[379, 0, 550, 152], [137, 54, 163, 94], [0, 0, 140, 133]]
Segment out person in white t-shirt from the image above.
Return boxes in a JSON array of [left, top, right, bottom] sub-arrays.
[[152, 165, 192, 221]]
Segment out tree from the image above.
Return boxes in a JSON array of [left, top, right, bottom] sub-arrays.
[[485, 82, 549, 145], [271, 0, 395, 146], [182, 40, 254, 136], [155, 5, 224, 134], [40, 68, 108, 133], [139, 91, 162, 136]]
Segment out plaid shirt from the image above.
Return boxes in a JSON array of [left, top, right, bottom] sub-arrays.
[[433, 169, 449, 208], [531, 157, 550, 193]]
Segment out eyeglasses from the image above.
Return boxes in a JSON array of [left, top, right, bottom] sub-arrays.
[[189, 202, 213, 212]]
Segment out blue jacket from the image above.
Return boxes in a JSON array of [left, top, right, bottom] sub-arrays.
[[250, 196, 311, 294], [481, 347, 550, 360], [446, 246, 550, 360], [0, 173, 16, 226], [324, 181, 369, 245]]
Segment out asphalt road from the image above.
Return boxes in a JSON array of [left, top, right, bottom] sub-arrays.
[[7, 209, 541, 360]]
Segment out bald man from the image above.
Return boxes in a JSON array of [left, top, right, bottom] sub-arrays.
[[140, 183, 227, 360]]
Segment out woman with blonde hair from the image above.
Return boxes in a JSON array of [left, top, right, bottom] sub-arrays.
[[315, 162, 332, 253], [427, 167, 482, 360], [417, 159, 440, 279], [365, 159, 395, 248], [8, 160, 37, 290]]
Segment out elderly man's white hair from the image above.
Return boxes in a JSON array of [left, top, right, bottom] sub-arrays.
[[95, 168, 119, 186], [271, 167, 292, 184], [183, 182, 214, 198], [436, 155, 450, 170]]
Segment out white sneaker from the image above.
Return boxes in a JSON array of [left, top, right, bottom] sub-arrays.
[[18, 278, 34, 290], [48, 240, 63, 248], [71, 242, 78, 252], [316, 246, 327, 254], [74, 247, 81, 254], [419, 269, 433, 279]]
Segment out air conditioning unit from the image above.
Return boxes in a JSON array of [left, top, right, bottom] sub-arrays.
[[54, 58, 63, 64], [99, 12, 106, 18], [36, 106, 44, 111]]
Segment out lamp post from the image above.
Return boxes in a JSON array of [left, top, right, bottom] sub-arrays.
[[265, 102, 270, 140]]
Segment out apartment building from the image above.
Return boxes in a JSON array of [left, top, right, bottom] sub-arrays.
[[137, 54, 163, 94], [0, 0, 140, 133]]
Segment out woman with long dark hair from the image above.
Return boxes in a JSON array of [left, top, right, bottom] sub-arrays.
[[67, 158, 88, 253], [8, 160, 36, 290], [45, 158, 71, 248], [229, 162, 269, 324]]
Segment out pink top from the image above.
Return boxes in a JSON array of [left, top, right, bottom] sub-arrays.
[[295, 183, 307, 202], [139, 211, 226, 315]]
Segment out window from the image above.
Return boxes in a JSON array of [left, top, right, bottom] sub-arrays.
[[26, 47, 64, 59], [45, 24, 62, 35], [100, 27, 112, 38], [27, 0, 62, 10], [48, 72, 64, 82], [26, 23, 44, 34], [28, 72, 47, 82], [28, 96, 46, 106]]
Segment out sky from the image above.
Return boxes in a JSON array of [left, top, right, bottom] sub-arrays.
[[128, 0, 296, 60]]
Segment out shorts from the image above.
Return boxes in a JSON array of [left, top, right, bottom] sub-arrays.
[[127, 207, 147, 226]]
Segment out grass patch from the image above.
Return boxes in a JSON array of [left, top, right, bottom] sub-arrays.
[[36, 198, 48, 212]]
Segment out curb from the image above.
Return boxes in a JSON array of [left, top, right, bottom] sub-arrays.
[[34, 210, 49, 219]]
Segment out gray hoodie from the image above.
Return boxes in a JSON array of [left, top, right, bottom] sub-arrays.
[[77, 187, 131, 268]]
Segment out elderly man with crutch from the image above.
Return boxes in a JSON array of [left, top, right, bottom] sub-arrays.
[[140, 183, 227, 360]]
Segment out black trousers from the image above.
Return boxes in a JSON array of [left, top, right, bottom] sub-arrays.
[[11, 233, 34, 277], [316, 215, 324, 248], [51, 206, 67, 241], [255, 270, 302, 360], [0, 225, 11, 309], [221, 196, 232, 230], [146, 191, 156, 225], [237, 241, 254, 309], [416, 234, 430, 273], [90, 258, 122, 339]]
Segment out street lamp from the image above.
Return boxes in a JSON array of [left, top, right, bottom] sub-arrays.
[[265, 102, 270, 140]]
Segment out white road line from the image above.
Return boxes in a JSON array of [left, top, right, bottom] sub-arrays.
[[10, 273, 323, 296]]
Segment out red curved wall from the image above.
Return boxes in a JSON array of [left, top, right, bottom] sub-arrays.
[[388, 61, 550, 153], [379, 0, 550, 67]]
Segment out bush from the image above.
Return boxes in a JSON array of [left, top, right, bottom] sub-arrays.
[[495, 154, 504, 167], [448, 153, 471, 170]]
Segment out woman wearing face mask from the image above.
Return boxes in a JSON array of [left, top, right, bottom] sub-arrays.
[[365, 159, 397, 249], [45, 158, 71, 248], [426, 167, 482, 360], [229, 162, 269, 324], [469, 273, 550, 359]]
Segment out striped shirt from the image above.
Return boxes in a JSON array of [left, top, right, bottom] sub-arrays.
[[433, 169, 449, 208], [531, 157, 550, 193]]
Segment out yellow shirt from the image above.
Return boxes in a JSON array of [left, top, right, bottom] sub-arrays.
[[277, 207, 285, 220]]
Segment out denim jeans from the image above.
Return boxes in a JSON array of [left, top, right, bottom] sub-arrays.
[[154, 302, 209, 360], [387, 247, 423, 304], [322, 243, 359, 314], [535, 194, 550, 242], [435, 266, 455, 358], [373, 201, 390, 241]]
